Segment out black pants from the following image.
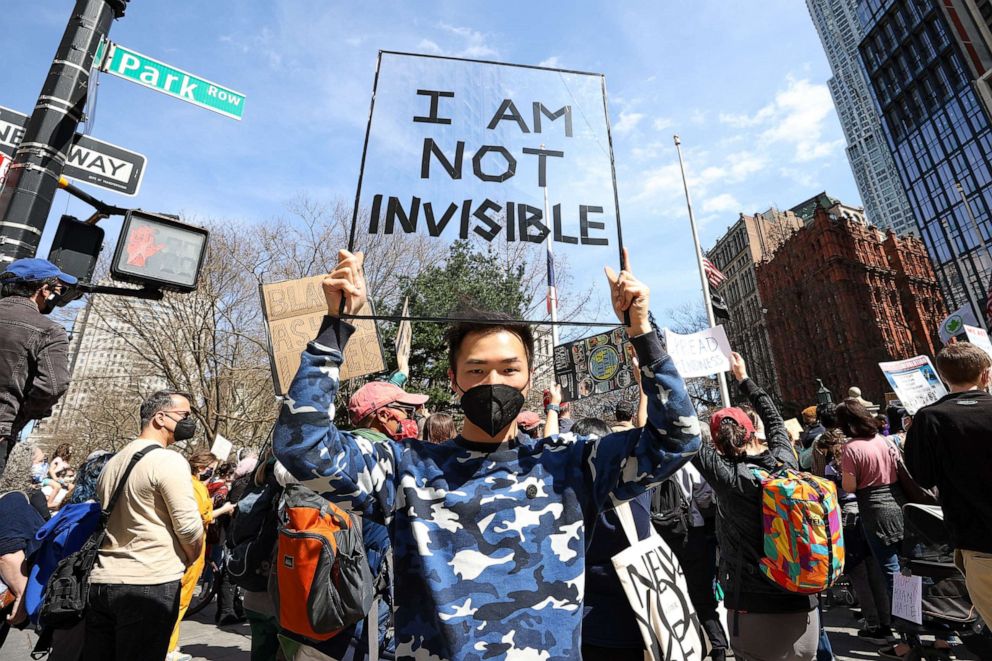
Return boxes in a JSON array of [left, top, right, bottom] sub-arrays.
[[82, 580, 181, 661], [666, 525, 730, 655], [0, 436, 14, 476], [582, 643, 644, 660]]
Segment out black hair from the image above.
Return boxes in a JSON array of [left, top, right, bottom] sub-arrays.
[[817, 402, 838, 429], [572, 417, 611, 438], [886, 404, 908, 434], [614, 400, 634, 423], [0, 274, 58, 299], [139, 390, 192, 428], [445, 311, 534, 371]]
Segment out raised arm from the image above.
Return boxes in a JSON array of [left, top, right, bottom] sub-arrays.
[[585, 250, 701, 509], [272, 250, 398, 524], [730, 352, 795, 468]]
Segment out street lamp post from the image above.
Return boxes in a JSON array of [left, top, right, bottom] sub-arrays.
[[816, 378, 833, 406]]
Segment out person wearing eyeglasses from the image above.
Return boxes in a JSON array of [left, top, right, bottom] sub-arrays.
[[82, 391, 205, 661], [0, 258, 76, 476]]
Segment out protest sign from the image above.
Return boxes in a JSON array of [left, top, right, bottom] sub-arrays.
[[210, 434, 233, 462], [553, 328, 638, 403], [878, 356, 947, 415], [938, 305, 977, 344], [260, 275, 385, 396], [612, 503, 708, 661], [784, 418, 804, 442], [892, 573, 923, 625], [963, 324, 992, 359], [347, 51, 624, 326], [663, 326, 732, 379]]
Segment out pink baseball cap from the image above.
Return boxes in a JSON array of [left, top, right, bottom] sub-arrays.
[[709, 407, 755, 441], [348, 382, 429, 424], [516, 410, 542, 430]]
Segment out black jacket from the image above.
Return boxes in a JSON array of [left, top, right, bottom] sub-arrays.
[[0, 296, 70, 437], [904, 390, 992, 554], [692, 378, 816, 613]]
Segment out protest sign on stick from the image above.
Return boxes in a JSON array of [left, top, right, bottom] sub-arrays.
[[345, 51, 625, 327], [553, 327, 638, 403], [260, 275, 385, 396], [663, 326, 732, 379], [963, 324, 992, 359], [878, 356, 947, 414]]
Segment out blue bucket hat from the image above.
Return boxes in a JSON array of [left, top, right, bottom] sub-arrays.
[[2, 258, 78, 285]]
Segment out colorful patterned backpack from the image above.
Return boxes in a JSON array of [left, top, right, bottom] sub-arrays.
[[750, 467, 845, 594]]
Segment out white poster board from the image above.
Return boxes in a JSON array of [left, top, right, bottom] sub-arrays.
[[963, 324, 992, 360], [210, 434, 233, 462], [664, 326, 732, 379], [892, 573, 923, 625], [938, 305, 977, 344], [878, 356, 947, 414]]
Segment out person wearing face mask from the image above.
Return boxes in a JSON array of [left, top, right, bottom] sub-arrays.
[[347, 381, 428, 442], [274, 248, 700, 660], [0, 258, 75, 475], [82, 391, 205, 661]]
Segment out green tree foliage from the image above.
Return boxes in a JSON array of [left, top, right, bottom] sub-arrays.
[[381, 240, 529, 408]]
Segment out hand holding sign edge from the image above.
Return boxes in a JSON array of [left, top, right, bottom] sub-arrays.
[[605, 248, 651, 337], [324, 249, 367, 317]]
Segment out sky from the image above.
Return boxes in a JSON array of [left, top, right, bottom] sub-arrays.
[[4, 1, 859, 328]]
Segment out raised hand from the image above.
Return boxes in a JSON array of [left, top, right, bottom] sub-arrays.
[[730, 351, 748, 383], [323, 250, 367, 317], [604, 248, 651, 336]]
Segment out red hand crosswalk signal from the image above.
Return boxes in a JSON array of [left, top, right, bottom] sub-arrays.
[[110, 210, 208, 292]]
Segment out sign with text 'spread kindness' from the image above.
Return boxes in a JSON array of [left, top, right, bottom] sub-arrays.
[[663, 326, 732, 379], [350, 51, 624, 325], [260, 276, 385, 396]]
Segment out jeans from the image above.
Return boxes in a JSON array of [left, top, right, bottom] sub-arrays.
[[82, 580, 181, 661], [865, 533, 901, 604], [815, 601, 834, 660]]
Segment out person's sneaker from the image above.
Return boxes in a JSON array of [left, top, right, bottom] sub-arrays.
[[217, 612, 246, 626], [858, 626, 897, 644], [877, 643, 911, 659]]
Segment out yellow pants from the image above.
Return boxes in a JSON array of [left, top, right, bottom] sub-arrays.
[[167, 553, 206, 653], [957, 549, 992, 627]]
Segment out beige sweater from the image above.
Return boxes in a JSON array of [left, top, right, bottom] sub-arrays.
[[90, 439, 203, 585]]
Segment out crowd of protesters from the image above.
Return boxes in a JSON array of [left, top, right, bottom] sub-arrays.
[[0, 252, 990, 661]]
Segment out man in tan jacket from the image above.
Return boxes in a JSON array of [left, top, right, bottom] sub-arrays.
[[83, 391, 204, 661]]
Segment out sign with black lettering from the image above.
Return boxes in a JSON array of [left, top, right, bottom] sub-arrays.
[[110, 210, 208, 291], [0, 105, 146, 196], [348, 51, 624, 326], [554, 328, 638, 403], [259, 275, 386, 395]]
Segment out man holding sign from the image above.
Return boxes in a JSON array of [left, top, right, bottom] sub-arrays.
[[274, 248, 700, 660]]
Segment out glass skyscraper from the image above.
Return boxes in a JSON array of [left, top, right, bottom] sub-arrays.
[[856, 0, 992, 322], [807, 0, 916, 235]]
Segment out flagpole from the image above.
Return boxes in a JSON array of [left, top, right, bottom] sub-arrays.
[[543, 153, 560, 349], [674, 134, 731, 407]]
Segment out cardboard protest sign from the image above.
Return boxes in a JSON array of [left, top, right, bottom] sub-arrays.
[[963, 324, 992, 359], [663, 326, 732, 379], [348, 51, 624, 326], [260, 275, 385, 396], [878, 356, 947, 415], [553, 328, 638, 403], [784, 418, 804, 442], [210, 434, 233, 462]]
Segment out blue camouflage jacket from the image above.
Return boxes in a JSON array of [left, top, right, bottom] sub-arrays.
[[274, 318, 701, 661]]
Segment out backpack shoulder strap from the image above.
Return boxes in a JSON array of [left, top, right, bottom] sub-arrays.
[[102, 445, 162, 522]]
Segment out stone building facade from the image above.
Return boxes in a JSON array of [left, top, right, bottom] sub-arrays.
[[756, 207, 948, 406]]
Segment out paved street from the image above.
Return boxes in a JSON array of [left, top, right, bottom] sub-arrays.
[[0, 600, 982, 659]]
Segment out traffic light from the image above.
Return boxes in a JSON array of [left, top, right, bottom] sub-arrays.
[[110, 209, 208, 292]]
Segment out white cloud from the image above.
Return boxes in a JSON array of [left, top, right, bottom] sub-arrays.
[[539, 56, 562, 68], [702, 193, 742, 214], [613, 111, 645, 135], [652, 117, 674, 131], [437, 23, 499, 59]]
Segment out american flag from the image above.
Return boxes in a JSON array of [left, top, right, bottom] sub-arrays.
[[702, 257, 727, 289]]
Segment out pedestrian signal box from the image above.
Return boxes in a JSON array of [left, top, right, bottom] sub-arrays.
[[110, 209, 208, 292]]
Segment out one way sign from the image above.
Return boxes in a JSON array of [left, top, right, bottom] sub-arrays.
[[0, 106, 146, 197]]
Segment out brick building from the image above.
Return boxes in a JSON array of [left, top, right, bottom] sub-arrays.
[[756, 206, 947, 406], [706, 208, 805, 401]]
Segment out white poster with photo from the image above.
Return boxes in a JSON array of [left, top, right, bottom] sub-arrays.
[[664, 325, 732, 379], [963, 324, 992, 360], [878, 356, 948, 414]]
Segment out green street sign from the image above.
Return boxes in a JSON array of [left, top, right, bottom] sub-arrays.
[[101, 42, 245, 120]]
